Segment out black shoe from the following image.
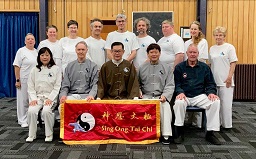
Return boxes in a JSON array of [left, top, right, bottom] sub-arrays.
[[160, 136, 170, 145], [174, 135, 184, 144], [222, 128, 232, 132], [205, 133, 221, 145]]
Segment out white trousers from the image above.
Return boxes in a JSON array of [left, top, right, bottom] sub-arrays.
[[16, 78, 29, 125], [173, 94, 220, 131], [142, 96, 172, 137], [160, 101, 173, 136], [217, 86, 234, 128], [27, 98, 55, 137]]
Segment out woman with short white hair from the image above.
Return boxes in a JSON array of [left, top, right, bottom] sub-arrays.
[[13, 33, 38, 128], [209, 26, 238, 131]]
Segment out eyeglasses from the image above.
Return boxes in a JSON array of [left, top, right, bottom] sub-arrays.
[[112, 50, 123, 53], [116, 20, 126, 23]]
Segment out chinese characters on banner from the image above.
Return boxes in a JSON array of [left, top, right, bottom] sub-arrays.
[[60, 100, 160, 145]]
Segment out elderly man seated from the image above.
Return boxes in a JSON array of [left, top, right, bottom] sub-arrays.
[[138, 43, 175, 145], [59, 41, 98, 107], [173, 43, 221, 145]]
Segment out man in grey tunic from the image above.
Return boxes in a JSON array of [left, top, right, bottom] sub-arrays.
[[138, 43, 175, 145], [59, 41, 98, 104]]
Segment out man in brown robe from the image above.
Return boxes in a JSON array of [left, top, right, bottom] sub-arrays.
[[97, 42, 139, 99]]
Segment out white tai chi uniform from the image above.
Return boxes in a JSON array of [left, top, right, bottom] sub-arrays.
[[138, 61, 175, 136], [27, 65, 62, 138], [133, 35, 156, 69], [105, 31, 139, 60], [209, 43, 238, 128], [84, 36, 106, 69], [157, 33, 185, 69], [184, 38, 208, 62], [59, 37, 84, 73], [13, 46, 37, 126], [37, 39, 62, 70]]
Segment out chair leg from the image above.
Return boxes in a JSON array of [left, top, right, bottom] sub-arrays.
[[38, 110, 43, 128], [201, 110, 206, 130]]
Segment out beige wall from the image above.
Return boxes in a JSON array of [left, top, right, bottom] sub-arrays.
[[0, 0, 39, 11], [207, 0, 256, 64], [48, 0, 196, 40], [1, 0, 256, 64]]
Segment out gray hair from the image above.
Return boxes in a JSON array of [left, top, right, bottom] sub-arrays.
[[25, 33, 34, 41], [162, 19, 174, 26], [75, 41, 88, 48], [213, 26, 227, 37], [187, 43, 199, 52], [134, 17, 151, 31], [90, 18, 103, 28], [116, 14, 126, 20]]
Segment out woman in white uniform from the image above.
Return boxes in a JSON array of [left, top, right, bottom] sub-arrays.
[[184, 21, 208, 62], [37, 25, 62, 71], [209, 26, 238, 130], [26, 47, 62, 142], [59, 20, 84, 73], [13, 33, 37, 128]]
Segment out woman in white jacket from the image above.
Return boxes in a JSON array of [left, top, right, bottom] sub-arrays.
[[184, 21, 208, 63], [26, 47, 62, 142]]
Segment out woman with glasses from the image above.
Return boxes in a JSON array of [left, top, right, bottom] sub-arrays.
[[59, 20, 84, 73]]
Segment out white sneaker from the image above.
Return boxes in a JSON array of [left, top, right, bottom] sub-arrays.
[[26, 136, 36, 142], [21, 123, 28, 128], [45, 135, 53, 142]]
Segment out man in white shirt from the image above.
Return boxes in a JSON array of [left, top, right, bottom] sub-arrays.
[[85, 18, 106, 70], [157, 20, 185, 70], [133, 17, 156, 69], [105, 14, 139, 62]]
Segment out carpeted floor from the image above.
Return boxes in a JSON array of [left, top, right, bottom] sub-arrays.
[[0, 98, 256, 159]]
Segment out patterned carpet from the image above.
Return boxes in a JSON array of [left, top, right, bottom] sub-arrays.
[[0, 98, 256, 159]]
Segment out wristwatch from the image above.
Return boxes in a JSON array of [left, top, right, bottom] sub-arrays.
[[16, 79, 20, 82]]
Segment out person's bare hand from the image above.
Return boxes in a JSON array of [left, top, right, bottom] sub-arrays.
[[45, 99, 52, 106], [159, 95, 166, 103], [29, 100, 37, 106], [208, 94, 219, 101], [15, 82, 21, 89], [60, 96, 67, 104], [176, 93, 186, 100], [224, 77, 232, 88], [86, 96, 94, 102]]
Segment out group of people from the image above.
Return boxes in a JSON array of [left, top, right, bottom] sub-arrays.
[[13, 13, 238, 145]]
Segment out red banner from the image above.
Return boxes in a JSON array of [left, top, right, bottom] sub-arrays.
[[60, 100, 160, 145]]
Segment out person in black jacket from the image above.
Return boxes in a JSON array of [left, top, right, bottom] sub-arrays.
[[173, 43, 221, 145]]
